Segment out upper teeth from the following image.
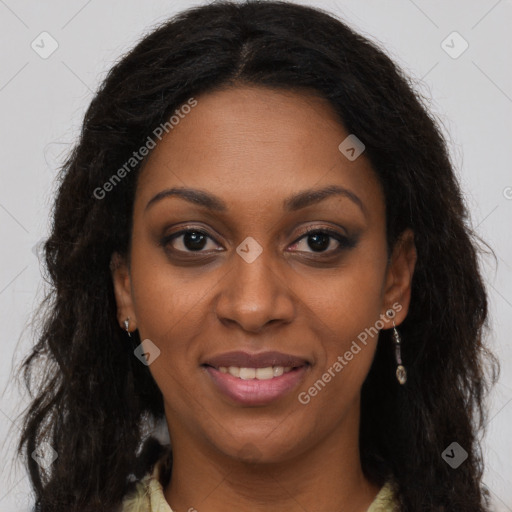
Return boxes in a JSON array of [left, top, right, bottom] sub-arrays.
[[218, 366, 293, 380]]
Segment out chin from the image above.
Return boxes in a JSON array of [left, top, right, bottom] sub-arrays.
[[215, 432, 303, 466]]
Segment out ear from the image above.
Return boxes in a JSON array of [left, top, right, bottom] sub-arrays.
[[110, 252, 137, 333], [382, 228, 417, 327]]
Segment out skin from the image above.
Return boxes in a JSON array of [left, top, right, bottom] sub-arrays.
[[112, 85, 417, 512]]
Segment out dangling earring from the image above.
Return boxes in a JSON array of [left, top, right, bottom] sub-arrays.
[[392, 319, 407, 385], [123, 318, 131, 337]]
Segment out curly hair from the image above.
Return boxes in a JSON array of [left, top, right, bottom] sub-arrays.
[[16, 1, 498, 510]]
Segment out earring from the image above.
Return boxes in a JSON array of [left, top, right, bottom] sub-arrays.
[[123, 318, 131, 337], [391, 319, 407, 385]]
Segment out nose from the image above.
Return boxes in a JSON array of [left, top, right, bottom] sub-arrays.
[[214, 247, 296, 333]]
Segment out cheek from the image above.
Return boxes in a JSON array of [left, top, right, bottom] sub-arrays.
[[128, 247, 207, 413], [297, 245, 387, 394], [128, 228, 213, 342], [126, 246, 209, 415], [303, 252, 387, 343], [295, 270, 384, 420]]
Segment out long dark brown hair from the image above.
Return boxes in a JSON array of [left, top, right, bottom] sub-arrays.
[[15, 1, 498, 510]]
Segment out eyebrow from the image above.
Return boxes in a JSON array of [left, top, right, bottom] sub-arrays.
[[145, 184, 366, 216]]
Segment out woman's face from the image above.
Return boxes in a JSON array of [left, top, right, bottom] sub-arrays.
[[112, 85, 416, 464]]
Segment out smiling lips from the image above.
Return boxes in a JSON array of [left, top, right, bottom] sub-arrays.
[[202, 351, 310, 406]]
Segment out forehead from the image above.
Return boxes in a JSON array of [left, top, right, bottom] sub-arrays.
[[135, 85, 384, 218]]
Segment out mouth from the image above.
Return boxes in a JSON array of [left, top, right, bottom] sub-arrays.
[[213, 365, 297, 380], [201, 351, 310, 405]]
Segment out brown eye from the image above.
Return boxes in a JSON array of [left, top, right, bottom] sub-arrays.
[[289, 228, 356, 254], [162, 229, 220, 253]]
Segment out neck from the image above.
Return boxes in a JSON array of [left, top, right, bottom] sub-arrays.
[[163, 400, 380, 512]]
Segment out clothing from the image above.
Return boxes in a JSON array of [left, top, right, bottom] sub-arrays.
[[121, 448, 396, 512]]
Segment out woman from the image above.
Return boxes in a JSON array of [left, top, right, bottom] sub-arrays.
[[17, 1, 497, 511]]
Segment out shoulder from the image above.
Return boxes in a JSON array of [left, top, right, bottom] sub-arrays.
[[121, 445, 173, 512], [367, 481, 398, 512]]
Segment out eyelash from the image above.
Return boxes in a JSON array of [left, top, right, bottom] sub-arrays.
[[160, 226, 356, 257]]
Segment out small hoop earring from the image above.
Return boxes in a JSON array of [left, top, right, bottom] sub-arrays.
[[123, 318, 131, 338], [392, 319, 407, 385], [385, 308, 396, 320]]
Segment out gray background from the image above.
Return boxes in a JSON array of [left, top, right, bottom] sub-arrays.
[[1, 0, 511, 510]]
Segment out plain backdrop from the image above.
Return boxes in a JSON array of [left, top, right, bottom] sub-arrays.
[[1, 0, 511, 510]]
